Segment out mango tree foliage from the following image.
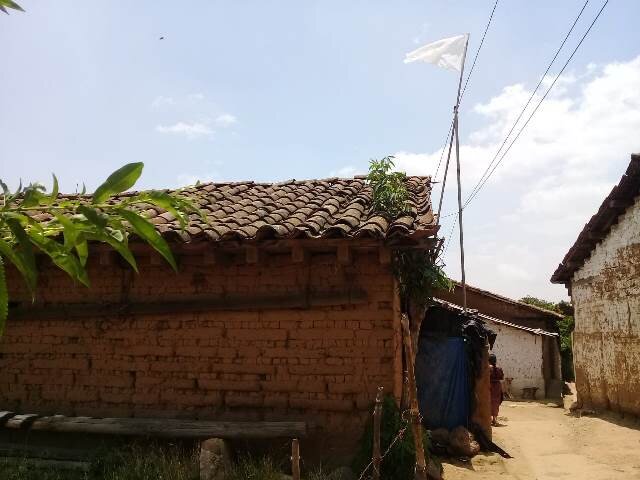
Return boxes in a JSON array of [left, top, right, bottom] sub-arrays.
[[0, 162, 203, 336]]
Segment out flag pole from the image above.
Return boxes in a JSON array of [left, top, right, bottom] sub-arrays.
[[454, 34, 469, 312]]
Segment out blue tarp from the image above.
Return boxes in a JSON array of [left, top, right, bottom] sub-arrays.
[[415, 336, 469, 431]]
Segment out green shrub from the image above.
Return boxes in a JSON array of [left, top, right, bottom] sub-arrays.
[[352, 395, 433, 480]]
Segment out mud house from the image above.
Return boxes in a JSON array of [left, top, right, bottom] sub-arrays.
[[1, 176, 438, 447], [437, 282, 563, 399], [552, 153, 640, 416]]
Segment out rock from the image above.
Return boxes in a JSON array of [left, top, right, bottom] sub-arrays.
[[447, 426, 480, 458], [430, 428, 450, 445], [426, 460, 443, 480], [329, 466, 356, 480], [199, 438, 231, 480]]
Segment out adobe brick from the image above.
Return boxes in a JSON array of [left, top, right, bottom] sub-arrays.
[[289, 398, 353, 412], [132, 390, 160, 404], [99, 389, 132, 404], [75, 374, 133, 388], [225, 393, 264, 408], [227, 329, 287, 341], [32, 358, 89, 370], [289, 365, 354, 375], [125, 345, 174, 357], [289, 329, 354, 340], [66, 387, 98, 402], [198, 379, 260, 392], [210, 363, 276, 375], [19, 374, 74, 386]]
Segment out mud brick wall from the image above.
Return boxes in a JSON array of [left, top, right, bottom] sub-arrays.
[[1, 247, 401, 438], [571, 196, 640, 416]]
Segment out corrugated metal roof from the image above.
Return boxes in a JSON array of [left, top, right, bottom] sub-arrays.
[[433, 298, 559, 337]]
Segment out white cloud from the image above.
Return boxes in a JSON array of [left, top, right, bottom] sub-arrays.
[[393, 56, 640, 301], [151, 96, 175, 109], [187, 93, 205, 103], [176, 172, 218, 186], [156, 122, 213, 139], [330, 165, 361, 177], [214, 113, 238, 127]]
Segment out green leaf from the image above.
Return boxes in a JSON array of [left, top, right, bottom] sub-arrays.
[[0, 0, 25, 12], [6, 219, 37, 292], [78, 205, 108, 229], [28, 233, 89, 287], [49, 174, 59, 204], [88, 231, 138, 272], [0, 256, 7, 337], [92, 163, 143, 204], [142, 191, 187, 228], [21, 183, 47, 208], [117, 209, 176, 271], [54, 214, 79, 250], [0, 237, 37, 293], [75, 236, 89, 267]]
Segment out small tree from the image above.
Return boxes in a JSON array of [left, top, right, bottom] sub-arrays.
[[0, 163, 201, 336]]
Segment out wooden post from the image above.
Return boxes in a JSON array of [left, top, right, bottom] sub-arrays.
[[291, 438, 300, 480], [372, 386, 384, 480], [401, 315, 428, 480]]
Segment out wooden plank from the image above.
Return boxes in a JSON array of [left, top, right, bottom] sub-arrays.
[[20, 417, 307, 439], [337, 245, 351, 265], [10, 289, 368, 320], [372, 386, 384, 480], [0, 412, 15, 425], [378, 247, 392, 265], [246, 246, 259, 264], [291, 438, 300, 480], [5, 414, 40, 429], [291, 245, 307, 264], [401, 315, 427, 480]]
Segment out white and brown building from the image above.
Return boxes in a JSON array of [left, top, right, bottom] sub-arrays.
[[552, 153, 640, 416]]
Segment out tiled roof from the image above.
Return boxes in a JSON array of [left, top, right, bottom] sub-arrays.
[[59, 176, 436, 244], [551, 154, 640, 284]]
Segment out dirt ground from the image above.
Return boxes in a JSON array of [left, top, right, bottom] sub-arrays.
[[442, 400, 640, 479]]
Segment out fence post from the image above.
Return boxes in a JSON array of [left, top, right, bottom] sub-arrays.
[[372, 386, 384, 480], [291, 438, 300, 480], [401, 314, 428, 480]]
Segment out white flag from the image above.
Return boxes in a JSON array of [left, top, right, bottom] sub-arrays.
[[404, 34, 469, 72]]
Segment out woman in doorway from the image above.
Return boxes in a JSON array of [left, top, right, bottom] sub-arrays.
[[489, 353, 504, 426]]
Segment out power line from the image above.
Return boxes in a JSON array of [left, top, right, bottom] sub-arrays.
[[463, 0, 609, 208], [438, 0, 608, 259], [462, 0, 590, 207], [460, 0, 500, 101], [433, 0, 499, 183]]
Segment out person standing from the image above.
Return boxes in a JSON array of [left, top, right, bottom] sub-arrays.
[[489, 353, 504, 426]]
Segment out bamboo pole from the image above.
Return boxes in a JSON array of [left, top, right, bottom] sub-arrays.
[[401, 315, 428, 480], [372, 386, 384, 480], [291, 438, 300, 480]]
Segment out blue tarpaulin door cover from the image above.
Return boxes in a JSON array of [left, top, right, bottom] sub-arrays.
[[415, 336, 469, 431]]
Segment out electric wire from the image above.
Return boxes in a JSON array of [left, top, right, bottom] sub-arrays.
[[432, 0, 500, 183], [462, 0, 608, 208], [438, 0, 609, 260]]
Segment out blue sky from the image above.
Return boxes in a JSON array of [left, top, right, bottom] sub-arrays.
[[2, 1, 639, 300]]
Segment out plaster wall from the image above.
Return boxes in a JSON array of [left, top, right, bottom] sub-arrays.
[[571, 196, 640, 415], [487, 320, 545, 398]]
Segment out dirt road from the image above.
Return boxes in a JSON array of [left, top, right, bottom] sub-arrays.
[[442, 400, 640, 479]]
